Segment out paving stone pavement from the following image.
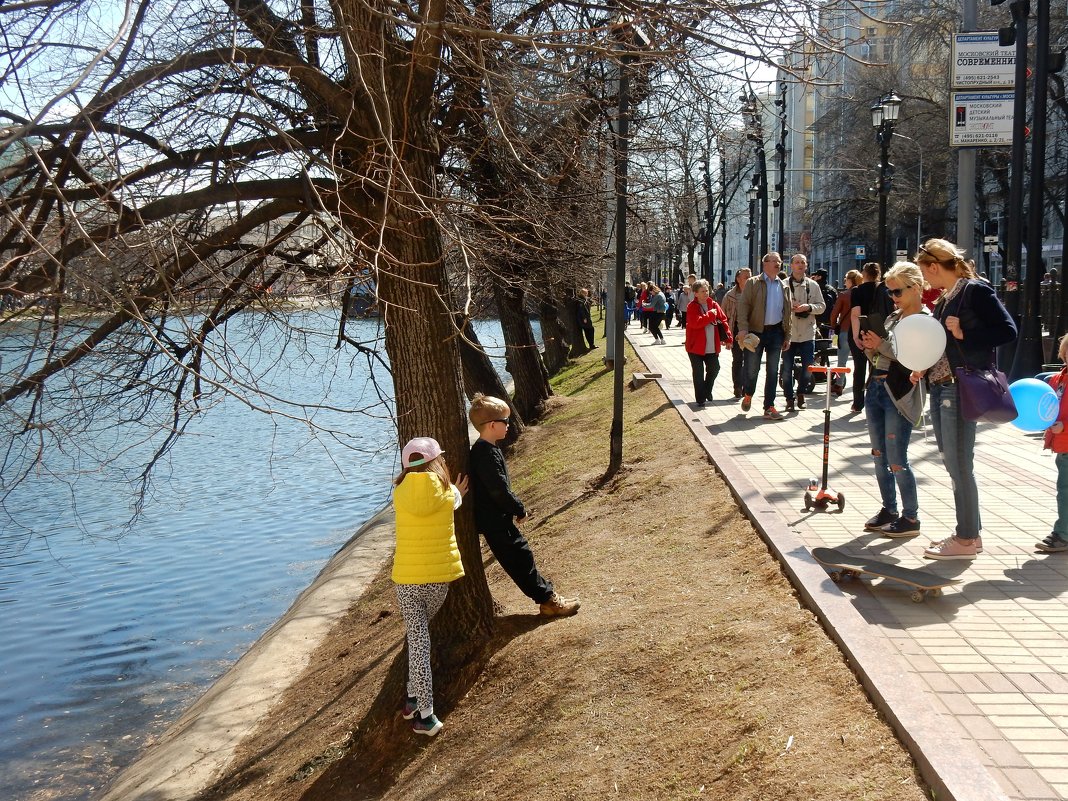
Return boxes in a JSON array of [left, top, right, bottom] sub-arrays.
[[630, 322, 1068, 801]]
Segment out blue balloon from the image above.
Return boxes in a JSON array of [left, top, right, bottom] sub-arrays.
[[1009, 378, 1059, 432]]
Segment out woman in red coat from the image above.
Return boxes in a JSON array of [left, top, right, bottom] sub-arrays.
[[685, 279, 733, 407]]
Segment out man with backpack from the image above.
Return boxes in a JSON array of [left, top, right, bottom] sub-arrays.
[[781, 254, 826, 412]]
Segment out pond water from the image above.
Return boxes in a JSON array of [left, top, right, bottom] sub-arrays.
[[0, 310, 519, 801]]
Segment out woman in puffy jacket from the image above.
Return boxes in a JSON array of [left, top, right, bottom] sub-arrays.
[[685, 278, 733, 406], [392, 436, 468, 736]]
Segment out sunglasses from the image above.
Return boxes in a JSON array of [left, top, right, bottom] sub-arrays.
[[887, 287, 910, 298], [492, 418, 510, 424]]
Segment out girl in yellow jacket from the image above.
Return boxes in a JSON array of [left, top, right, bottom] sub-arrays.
[[393, 437, 468, 736]]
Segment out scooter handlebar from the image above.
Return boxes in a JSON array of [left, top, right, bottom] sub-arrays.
[[808, 365, 851, 375]]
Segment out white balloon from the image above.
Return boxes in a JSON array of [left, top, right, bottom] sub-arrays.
[[891, 314, 947, 372]]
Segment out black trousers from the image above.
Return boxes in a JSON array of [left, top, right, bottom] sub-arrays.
[[848, 336, 867, 410], [582, 324, 596, 348], [648, 312, 664, 340], [688, 351, 720, 403], [481, 522, 554, 604]]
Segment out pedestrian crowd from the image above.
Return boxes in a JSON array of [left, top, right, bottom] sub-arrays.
[[631, 239, 1068, 567]]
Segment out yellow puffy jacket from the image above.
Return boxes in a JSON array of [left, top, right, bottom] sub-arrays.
[[392, 472, 465, 585]]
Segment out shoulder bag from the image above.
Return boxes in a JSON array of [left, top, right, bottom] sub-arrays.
[[950, 283, 1018, 423]]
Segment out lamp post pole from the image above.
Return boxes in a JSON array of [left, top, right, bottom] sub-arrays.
[[1012, 0, 1050, 378], [871, 91, 903, 270], [776, 80, 788, 254], [747, 183, 759, 271]]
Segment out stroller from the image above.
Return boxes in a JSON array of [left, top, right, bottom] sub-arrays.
[[781, 337, 835, 394]]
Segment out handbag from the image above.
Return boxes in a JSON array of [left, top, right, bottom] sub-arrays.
[[947, 282, 1018, 423], [953, 364, 1017, 423]]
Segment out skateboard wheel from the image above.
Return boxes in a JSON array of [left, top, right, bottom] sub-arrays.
[[829, 570, 843, 583], [929, 588, 943, 598], [910, 590, 925, 603]]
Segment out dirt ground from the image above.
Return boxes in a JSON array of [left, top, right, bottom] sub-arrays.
[[199, 343, 930, 801]]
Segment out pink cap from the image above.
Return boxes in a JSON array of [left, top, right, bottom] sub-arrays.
[[401, 437, 443, 468]]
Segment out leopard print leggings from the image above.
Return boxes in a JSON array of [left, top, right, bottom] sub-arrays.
[[395, 583, 450, 716]]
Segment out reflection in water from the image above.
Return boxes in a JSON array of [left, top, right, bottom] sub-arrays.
[[0, 312, 517, 801]]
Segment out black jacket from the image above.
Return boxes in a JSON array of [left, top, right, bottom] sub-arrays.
[[469, 438, 526, 528], [935, 279, 1017, 370]]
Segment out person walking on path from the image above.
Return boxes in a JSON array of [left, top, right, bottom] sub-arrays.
[[676, 283, 695, 328], [849, 262, 891, 413], [737, 252, 793, 421], [643, 284, 667, 344], [468, 394, 580, 614], [813, 268, 837, 339], [1039, 333, 1068, 553], [392, 437, 468, 736], [663, 284, 677, 329], [829, 269, 860, 397], [781, 254, 825, 412], [914, 239, 1017, 560], [685, 279, 732, 407], [722, 267, 751, 399], [858, 262, 928, 539]]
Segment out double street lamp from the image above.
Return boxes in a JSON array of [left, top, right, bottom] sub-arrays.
[[871, 91, 903, 269]]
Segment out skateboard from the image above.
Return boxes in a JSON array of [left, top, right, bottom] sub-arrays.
[[810, 547, 961, 603]]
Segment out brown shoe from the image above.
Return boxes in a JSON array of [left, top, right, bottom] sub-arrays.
[[539, 593, 580, 617]]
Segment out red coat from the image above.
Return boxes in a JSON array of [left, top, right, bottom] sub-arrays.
[[1045, 369, 1068, 453], [685, 299, 732, 355]]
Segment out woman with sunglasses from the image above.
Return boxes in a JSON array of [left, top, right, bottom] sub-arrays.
[[858, 262, 928, 538], [914, 239, 1017, 560]]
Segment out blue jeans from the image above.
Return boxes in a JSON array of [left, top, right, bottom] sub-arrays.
[[834, 333, 849, 387], [1055, 453, 1068, 536], [929, 383, 981, 539], [865, 378, 918, 519], [782, 339, 815, 401], [743, 325, 784, 410]]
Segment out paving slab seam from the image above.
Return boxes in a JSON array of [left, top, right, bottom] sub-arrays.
[[631, 332, 1009, 801]]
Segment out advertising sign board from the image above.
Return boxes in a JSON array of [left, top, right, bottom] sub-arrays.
[[950, 92, 1014, 147], [951, 33, 1015, 88]]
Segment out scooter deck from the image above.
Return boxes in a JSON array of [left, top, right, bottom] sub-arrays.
[[811, 547, 961, 603]]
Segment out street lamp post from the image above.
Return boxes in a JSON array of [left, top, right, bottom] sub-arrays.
[[775, 81, 788, 254], [871, 91, 903, 270], [746, 183, 759, 269], [608, 19, 649, 476]]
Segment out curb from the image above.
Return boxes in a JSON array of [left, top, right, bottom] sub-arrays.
[[648, 365, 1009, 801]]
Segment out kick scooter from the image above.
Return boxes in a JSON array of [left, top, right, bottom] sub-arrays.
[[804, 364, 851, 512]]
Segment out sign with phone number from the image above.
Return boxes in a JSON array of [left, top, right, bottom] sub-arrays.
[[950, 91, 1014, 147]]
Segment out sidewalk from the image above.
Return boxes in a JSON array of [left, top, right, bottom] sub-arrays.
[[631, 323, 1068, 801]]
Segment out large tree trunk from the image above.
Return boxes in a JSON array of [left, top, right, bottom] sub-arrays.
[[494, 281, 551, 422], [539, 296, 571, 375], [454, 312, 524, 444]]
